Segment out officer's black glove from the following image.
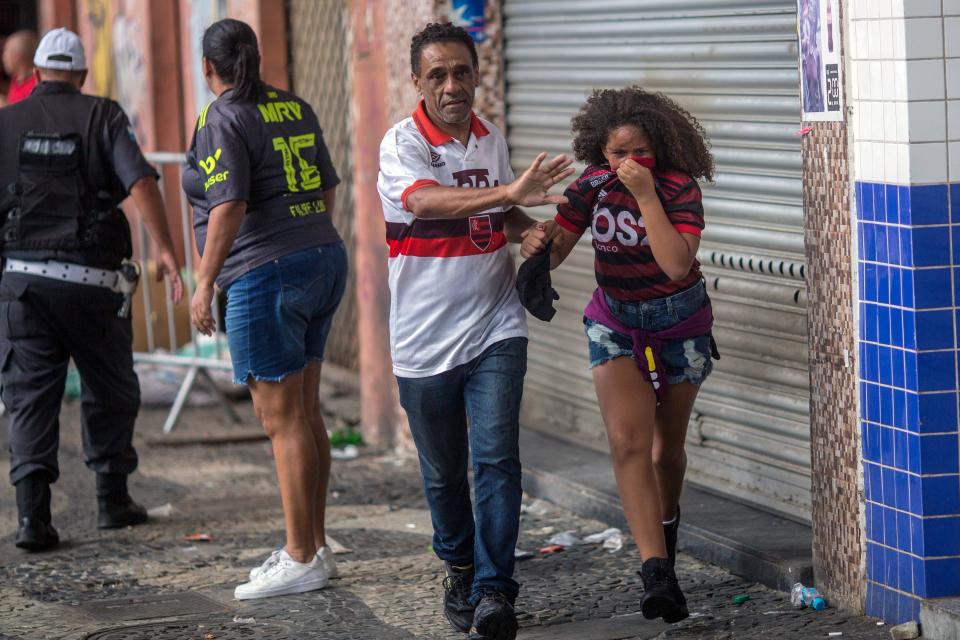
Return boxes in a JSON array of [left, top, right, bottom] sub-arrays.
[[516, 240, 559, 322]]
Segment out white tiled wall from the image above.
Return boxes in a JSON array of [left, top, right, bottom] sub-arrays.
[[848, 0, 956, 185]]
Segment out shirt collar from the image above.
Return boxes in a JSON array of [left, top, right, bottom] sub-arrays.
[[412, 101, 489, 146], [32, 80, 81, 96]]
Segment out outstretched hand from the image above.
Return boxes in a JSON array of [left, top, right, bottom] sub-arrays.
[[507, 153, 574, 208]]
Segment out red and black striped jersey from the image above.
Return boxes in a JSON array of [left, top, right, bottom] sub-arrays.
[[555, 165, 705, 302]]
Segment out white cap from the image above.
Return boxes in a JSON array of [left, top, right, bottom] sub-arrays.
[[33, 28, 87, 71]]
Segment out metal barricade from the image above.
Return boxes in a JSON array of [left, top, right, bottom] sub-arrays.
[[136, 151, 239, 433]]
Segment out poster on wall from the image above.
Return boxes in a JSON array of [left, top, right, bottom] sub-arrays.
[[450, 0, 486, 43], [798, 0, 843, 121]]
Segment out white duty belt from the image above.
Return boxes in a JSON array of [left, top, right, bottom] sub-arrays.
[[3, 258, 141, 318]]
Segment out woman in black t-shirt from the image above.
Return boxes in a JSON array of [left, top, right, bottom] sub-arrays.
[[182, 18, 346, 601]]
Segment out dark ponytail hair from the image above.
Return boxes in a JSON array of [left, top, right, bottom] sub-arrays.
[[202, 18, 263, 102]]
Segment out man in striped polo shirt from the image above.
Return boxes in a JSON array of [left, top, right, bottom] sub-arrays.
[[377, 22, 572, 640]]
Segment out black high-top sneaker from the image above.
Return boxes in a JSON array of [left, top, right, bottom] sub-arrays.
[[663, 506, 681, 567], [96, 473, 148, 529], [471, 591, 518, 640], [639, 556, 689, 623], [442, 562, 475, 633], [14, 473, 59, 551]]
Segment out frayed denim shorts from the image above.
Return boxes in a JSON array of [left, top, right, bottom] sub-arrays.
[[225, 243, 347, 385], [584, 279, 714, 386]]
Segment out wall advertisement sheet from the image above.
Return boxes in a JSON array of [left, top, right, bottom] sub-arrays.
[[799, 0, 844, 121]]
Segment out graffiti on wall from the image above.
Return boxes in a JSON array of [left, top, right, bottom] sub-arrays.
[[85, 0, 114, 100], [111, 0, 147, 140], [188, 0, 228, 119], [84, 0, 150, 143]]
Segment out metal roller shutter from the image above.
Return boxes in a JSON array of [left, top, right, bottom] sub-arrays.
[[504, 0, 810, 520]]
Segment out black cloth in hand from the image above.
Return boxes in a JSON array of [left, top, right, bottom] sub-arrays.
[[516, 240, 559, 322]]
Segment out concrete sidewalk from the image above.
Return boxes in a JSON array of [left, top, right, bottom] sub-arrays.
[[0, 400, 888, 639]]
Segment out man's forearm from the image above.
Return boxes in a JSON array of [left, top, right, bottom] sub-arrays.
[[405, 184, 513, 219], [129, 177, 178, 255]]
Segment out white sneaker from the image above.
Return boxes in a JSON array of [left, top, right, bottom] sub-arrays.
[[249, 548, 283, 582], [249, 545, 338, 582], [317, 545, 338, 578], [234, 550, 329, 600]]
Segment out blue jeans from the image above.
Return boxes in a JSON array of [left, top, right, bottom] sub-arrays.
[[584, 279, 714, 385], [396, 337, 527, 604], [225, 243, 348, 384]]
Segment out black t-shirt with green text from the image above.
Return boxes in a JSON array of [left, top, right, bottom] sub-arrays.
[[183, 85, 340, 288]]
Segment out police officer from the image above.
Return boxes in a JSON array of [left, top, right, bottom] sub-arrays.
[[0, 28, 184, 551]]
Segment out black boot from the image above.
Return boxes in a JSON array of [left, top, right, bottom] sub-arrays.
[[443, 562, 476, 633], [96, 473, 148, 529], [14, 474, 59, 551], [472, 591, 518, 640], [663, 506, 681, 567], [639, 557, 689, 623]]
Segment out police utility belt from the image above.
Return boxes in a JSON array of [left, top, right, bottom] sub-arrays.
[[3, 258, 141, 318]]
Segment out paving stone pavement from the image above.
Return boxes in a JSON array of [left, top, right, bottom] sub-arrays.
[[0, 399, 889, 640]]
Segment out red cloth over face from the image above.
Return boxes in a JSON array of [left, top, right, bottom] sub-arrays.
[[628, 155, 655, 169]]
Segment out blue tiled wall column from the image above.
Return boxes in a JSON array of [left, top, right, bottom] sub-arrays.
[[858, 181, 960, 624]]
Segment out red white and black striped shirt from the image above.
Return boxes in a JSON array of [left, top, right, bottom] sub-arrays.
[[376, 102, 527, 377], [555, 165, 705, 301]]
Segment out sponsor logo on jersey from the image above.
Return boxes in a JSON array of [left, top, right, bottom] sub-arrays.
[[430, 150, 445, 168], [469, 214, 493, 251], [258, 99, 303, 123], [586, 171, 614, 189], [200, 148, 229, 191], [453, 168, 495, 188], [199, 148, 222, 175]]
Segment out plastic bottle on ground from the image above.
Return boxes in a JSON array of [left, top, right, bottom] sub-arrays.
[[790, 583, 828, 610]]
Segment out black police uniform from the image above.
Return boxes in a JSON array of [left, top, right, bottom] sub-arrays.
[[0, 81, 158, 545]]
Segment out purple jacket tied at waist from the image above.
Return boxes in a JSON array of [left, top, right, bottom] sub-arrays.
[[583, 287, 716, 403]]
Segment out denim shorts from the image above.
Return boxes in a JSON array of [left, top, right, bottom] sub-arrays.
[[225, 243, 347, 385], [584, 279, 714, 386]]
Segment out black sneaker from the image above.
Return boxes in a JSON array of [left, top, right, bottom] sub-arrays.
[[663, 506, 681, 567], [443, 563, 475, 633], [639, 557, 689, 623], [472, 591, 518, 640]]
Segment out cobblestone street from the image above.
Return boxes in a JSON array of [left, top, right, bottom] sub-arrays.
[[0, 397, 888, 640]]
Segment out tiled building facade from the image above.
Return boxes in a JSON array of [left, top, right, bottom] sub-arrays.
[[848, 0, 960, 623]]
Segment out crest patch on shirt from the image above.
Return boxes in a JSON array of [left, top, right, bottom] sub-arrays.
[[469, 214, 492, 251]]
